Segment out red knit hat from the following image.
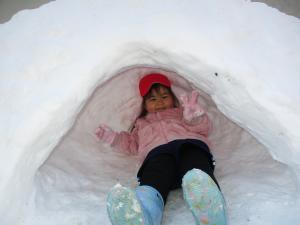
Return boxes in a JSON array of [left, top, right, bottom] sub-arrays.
[[139, 73, 171, 97]]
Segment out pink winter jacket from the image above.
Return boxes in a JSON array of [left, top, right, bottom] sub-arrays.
[[111, 107, 212, 163]]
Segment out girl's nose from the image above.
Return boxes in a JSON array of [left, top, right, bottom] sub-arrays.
[[156, 98, 164, 105]]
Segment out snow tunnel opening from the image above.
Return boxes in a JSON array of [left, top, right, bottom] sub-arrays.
[[33, 65, 298, 224]]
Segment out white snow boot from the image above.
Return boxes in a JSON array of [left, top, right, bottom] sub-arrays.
[[182, 169, 227, 225], [106, 184, 164, 225]]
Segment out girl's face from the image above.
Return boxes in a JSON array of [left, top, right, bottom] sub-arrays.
[[144, 85, 175, 113]]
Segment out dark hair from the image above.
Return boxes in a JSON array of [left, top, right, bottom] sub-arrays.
[[138, 83, 179, 118]]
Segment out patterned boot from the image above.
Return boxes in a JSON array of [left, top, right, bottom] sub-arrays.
[[182, 169, 227, 225], [107, 184, 163, 225]]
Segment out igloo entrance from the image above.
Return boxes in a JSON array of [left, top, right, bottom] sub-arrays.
[[32, 66, 298, 225]]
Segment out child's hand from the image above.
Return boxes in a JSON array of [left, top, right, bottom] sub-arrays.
[[180, 90, 204, 122], [95, 124, 116, 145]]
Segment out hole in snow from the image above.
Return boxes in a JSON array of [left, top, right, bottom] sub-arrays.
[[33, 66, 298, 225]]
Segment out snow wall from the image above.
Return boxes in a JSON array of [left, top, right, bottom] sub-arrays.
[[0, 0, 300, 224]]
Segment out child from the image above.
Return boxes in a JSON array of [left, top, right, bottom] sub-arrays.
[[95, 73, 227, 225]]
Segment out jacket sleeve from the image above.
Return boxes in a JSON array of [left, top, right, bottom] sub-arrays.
[[110, 125, 139, 155], [184, 112, 212, 137]]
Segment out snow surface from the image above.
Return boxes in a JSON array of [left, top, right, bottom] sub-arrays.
[[1, 0, 300, 225]]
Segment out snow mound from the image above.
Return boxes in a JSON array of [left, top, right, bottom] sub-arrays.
[[0, 0, 300, 224]]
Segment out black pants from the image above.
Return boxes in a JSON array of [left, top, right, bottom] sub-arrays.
[[138, 143, 219, 203]]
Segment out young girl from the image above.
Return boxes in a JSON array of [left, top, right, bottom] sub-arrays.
[[95, 73, 227, 225]]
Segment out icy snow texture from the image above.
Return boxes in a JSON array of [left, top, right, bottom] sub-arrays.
[[0, 0, 300, 225]]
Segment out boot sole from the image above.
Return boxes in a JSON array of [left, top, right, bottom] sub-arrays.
[[182, 169, 227, 225], [107, 185, 146, 225]]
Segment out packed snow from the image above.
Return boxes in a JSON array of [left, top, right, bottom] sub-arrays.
[[0, 0, 300, 225]]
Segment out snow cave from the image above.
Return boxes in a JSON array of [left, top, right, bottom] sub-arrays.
[[0, 0, 300, 225]]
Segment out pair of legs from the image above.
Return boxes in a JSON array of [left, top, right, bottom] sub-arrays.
[[107, 142, 226, 225], [138, 144, 218, 203]]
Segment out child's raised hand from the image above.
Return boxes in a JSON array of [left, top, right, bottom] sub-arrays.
[[180, 90, 204, 122], [95, 124, 116, 145]]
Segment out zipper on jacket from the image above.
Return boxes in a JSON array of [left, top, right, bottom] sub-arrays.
[[157, 112, 168, 142]]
